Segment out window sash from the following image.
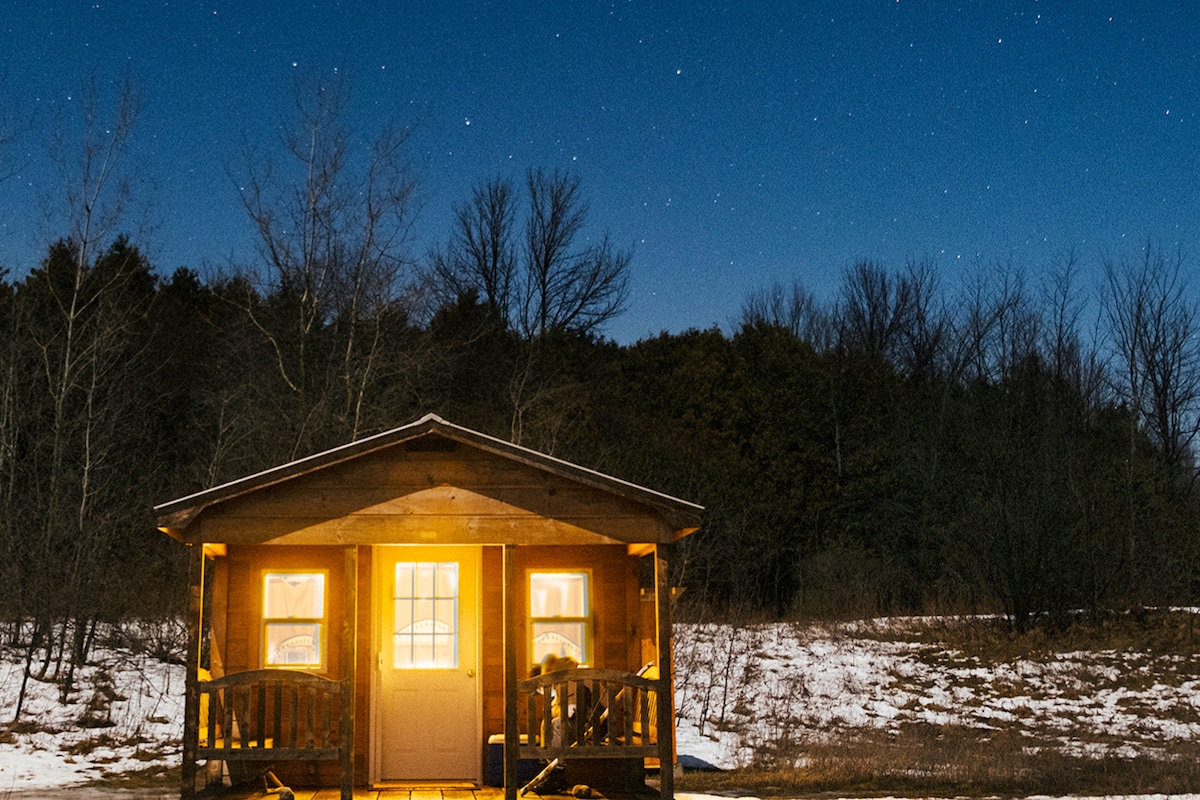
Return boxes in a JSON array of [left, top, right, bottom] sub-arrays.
[[529, 571, 590, 665], [262, 571, 327, 669]]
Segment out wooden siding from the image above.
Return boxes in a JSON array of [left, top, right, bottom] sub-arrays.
[[219, 546, 348, 679]]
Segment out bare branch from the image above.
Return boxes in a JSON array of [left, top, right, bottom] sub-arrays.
[[48, 74, 144, 271], [229, 74, 418, 452], [518, 168, 631, 338]]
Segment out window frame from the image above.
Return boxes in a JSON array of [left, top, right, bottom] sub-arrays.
[[261, 569, 329, 671], [527, 569, 593, 667]]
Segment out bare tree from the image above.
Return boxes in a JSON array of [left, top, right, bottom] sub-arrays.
[[0, 71, 25, 623], [232, 74, 419, 456], [1042, 252, 1105, 407], [3, 75, 155, 719], [893, 260, 948, 380], [951, 264, 1041, 387], [519, 168, 630, 339], [0, 71, 29, 185], [837, 260, 910, 359], [427, 176, 518, 324], [503, 170, 629, 447], [422, 168, 632, 448], [1102, 245, 1200, 477], [427, 168, 632, 340], [737, 281, 831, 350], [48, 74, 145, 273]]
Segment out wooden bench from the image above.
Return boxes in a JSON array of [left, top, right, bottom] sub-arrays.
[[196, 668, 344, 763], [188, 671, 350, 800]]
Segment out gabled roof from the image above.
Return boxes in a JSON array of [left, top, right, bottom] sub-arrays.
[[155, 413, 702, 546]]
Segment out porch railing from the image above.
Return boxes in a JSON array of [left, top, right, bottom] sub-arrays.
[[516, 668, 659, 761]]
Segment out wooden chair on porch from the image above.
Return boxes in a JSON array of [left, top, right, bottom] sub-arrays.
[[516, 664, 659, 795]]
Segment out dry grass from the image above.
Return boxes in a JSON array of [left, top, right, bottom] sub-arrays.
[[92, 762, 181, 788], [678, 723, 1200, 796]]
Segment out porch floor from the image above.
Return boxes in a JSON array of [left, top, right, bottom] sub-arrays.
[[196, 787, 658, 800], [200, 791, 499, 800]]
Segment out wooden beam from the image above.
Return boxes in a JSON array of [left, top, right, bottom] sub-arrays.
[[340, 546, 358, 800], [192, 509, 665, 547], [654, 543, 674, 800], [503, 544, 520, 800], [181, 545, 203, 800]]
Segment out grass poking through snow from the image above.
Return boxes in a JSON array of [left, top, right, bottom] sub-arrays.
[[674, 609, 1200, 795]]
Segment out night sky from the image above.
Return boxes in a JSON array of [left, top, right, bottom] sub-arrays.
[[1, 1, 1197, 343]]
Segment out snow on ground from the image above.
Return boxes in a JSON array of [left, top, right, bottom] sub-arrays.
[[671, 618, 1200, 770], [0, 628, 185, 795], [4, 617, 1200, 794]]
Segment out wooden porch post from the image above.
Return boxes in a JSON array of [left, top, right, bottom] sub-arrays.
[[503, 544, 520, 800], [181, 544, 203, 800], [654, 542, 675, 800], [340, 546, 358, 800]]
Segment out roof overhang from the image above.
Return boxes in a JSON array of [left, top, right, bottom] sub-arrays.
[[156, 414, 702, 548]]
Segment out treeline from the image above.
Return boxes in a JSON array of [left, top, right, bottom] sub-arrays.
[[2, 238, 1197, 638], [2, 80, 1199, 711], [644, 258, 1200, 627]]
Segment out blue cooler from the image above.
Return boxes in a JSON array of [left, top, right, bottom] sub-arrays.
[[486, 734, 541, 787]]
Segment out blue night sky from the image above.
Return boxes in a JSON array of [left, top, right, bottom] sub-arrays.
[[1, 1, 1197, 343]]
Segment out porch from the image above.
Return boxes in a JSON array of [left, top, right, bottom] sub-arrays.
[[181, 545, 674, 800], [194, 786, 660, 800]]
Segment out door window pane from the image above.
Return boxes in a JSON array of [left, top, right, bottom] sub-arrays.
[[394, 561, 459, 668]]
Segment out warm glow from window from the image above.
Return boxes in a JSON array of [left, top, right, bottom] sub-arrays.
[[529, 571, 590, 665], [393, 561, 459, 668], [262, 572, 326, 668]]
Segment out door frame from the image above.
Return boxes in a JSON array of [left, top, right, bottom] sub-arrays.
[[369, 544, 483, 786]]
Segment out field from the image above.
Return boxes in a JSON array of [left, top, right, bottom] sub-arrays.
[[673, 609, 1200, 796], [5, 612, 1200, 796]]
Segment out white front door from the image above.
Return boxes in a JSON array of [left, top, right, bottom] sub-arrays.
[[374, 546, 480, 783]]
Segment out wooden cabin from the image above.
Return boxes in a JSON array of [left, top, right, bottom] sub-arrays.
[[155, 414, 702, 800]]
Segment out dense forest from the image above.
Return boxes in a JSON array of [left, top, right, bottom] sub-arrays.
[[2, 80, 1199, 699]]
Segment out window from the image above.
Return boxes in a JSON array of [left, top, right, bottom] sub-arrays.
[[529, 571, 590, 665], [262, 571, 326, 668], [392, 561, 459, 668]]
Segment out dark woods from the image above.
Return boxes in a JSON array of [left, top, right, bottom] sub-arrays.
[[1, 80, 1199, 722], [2, 243, 1196, 634]]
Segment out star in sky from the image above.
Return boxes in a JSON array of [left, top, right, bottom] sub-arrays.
[[0, 1, 1197, 343]]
